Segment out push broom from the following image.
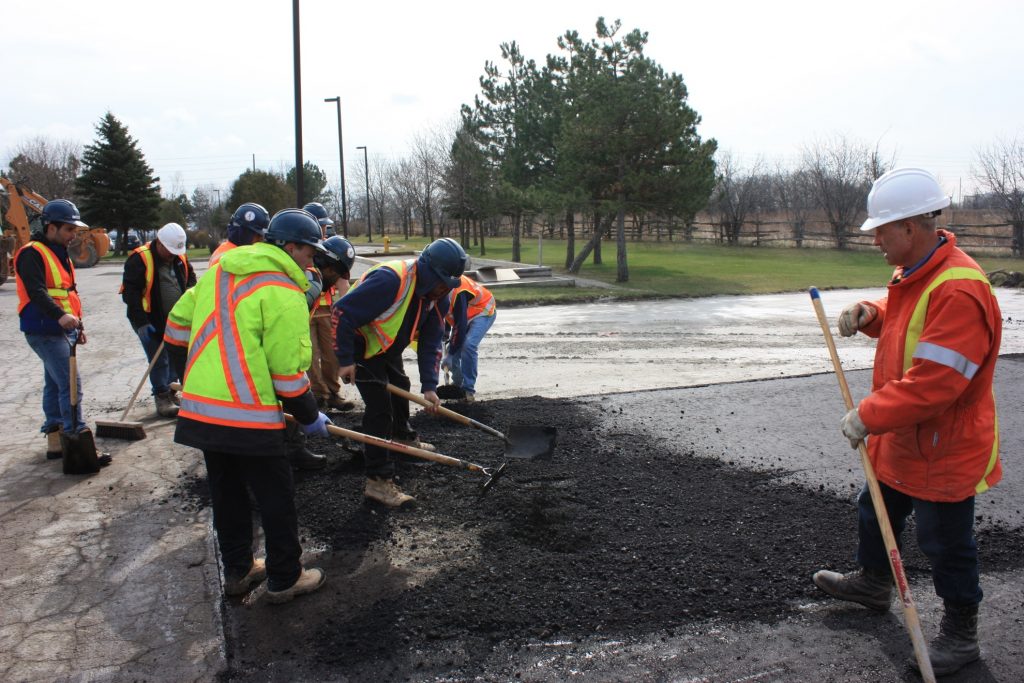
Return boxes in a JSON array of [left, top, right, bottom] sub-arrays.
[[95, 341, 167, 440], [809, 287, 935, 683]]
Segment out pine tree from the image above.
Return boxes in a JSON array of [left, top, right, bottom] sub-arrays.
[[75, 112, 161, 254]]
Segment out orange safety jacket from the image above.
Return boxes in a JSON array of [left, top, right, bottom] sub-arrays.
[[857, 230, 1002, 502], [118, 242, 189, 313], [444, 275, 495, 327], [15, 241, 82, 318]]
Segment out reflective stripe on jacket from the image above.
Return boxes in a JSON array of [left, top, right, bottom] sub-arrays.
[[118, 242, 189, 313], [857, 230, 1002, 501], [349, 259, 418, 358], [15, 241, 82, 317], [208, 240, 235, 266], [444, 275, 495, 326], [164, 242, 313, 430]]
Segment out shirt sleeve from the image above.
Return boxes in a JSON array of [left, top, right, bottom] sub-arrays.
[[447, 291, 470, 354], [417, 297, 449, 392]]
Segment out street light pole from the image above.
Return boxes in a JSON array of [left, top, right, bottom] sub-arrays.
[[292, 0, 304, 206], [324, 96, 348, 238], [357, 145, 371, 243]]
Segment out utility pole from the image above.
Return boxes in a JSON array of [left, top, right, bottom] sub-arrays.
[[357, 146, 371, 243], [324, 96, 348, 237], [291, 0, 304, 206]]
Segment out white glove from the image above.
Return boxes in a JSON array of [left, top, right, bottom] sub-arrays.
[[840, 408, 868, 449], [837, 302, 877, 337], [305, 272, 323, 311], [300, 412, 332, 439], [440, 354, 453, 371]]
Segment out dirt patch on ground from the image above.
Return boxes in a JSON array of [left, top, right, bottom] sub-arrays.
[[175, 396, 1023, 681]]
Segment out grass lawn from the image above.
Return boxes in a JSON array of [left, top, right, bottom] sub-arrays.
[[101, 236, 1024, 305]]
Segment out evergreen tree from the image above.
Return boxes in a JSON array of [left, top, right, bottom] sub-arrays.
[[75, 112, 162, 254], [226, 169, 293, 217], [286, 161, 330, 205]]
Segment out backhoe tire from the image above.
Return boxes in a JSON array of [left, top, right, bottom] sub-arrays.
[[69, 237, 99, 268]]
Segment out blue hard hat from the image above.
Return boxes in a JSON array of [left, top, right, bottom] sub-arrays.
[[41, 199, 88, 228], [302, 202, 334, 228], [418, 237, 468, 288], [228, 203, 270, 236], [315, 235, 356, 274], [265, 209, 326, 252]]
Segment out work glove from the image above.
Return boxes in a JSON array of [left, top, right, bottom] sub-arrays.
[[840, 408, 869, 449], [440, 354, 453, 371], [837, 302, 877, 337], [136, 324, 158, 345], [300, 412, 333, 439]]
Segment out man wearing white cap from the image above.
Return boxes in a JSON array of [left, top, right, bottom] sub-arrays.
[[120, 223, 197, 417], [813, 168, 1002, 676]]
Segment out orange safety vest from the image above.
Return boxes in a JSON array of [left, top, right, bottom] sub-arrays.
[[118, 242, 189, 313], [349, 259, 424, 358], [444, 275, 495, 326], [15, 241, 83, 318], [857, 231, 1002, 502], [208, 240, 235, 266]]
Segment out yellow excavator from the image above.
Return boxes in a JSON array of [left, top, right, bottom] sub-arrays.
[[0, 176, 110, 286]]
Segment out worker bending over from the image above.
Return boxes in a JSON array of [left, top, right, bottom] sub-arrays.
[[442, 274, 496, 401], [164, 209, 331, 603], [813, 168, 1002, 676], [120, 222, 196, 417], [333, 237, 468, 508]]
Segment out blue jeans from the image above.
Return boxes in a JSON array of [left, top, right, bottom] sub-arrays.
[[856, 481, 982, 605], [450, 313, 495, 394], [138, 327, 173, 395], [24, 331, 85, 435]]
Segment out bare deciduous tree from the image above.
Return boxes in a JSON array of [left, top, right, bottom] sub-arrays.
[[801, 135, 876, 249], [974, 137, 1024, 255], [774, 164, 817, 248], [710, 151, 765, 244], [4, 136, 82, 199]]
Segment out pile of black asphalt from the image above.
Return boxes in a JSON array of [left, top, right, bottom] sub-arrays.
[[175, 395, 1023, 682]]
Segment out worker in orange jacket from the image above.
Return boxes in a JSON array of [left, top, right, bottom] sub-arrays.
[[813, 168, 1002, 676]]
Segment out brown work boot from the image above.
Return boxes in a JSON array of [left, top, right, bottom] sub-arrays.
[[265, 567, 326, 604], [812, 566, 893, 612], [224, 558, 267, 596], [364, 477, 415, 508], [155, 391, 179, 418], [909, 601, 981, 676], [46, 428, 63, 460]]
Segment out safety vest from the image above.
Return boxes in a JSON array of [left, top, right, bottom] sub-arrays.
[[208, 240, 235, 266], [163, 243, 312, 430], [445, 275, 495, 326], [349, 259, 421, 358], [15, 241, 82, 317], [118, 242, 189, 313], [858, 231, 1002, 501]]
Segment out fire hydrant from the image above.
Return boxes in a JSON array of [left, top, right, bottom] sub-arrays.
[[383, 235, 391, 254]]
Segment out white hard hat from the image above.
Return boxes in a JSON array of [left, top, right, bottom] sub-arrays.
[[157, 223, 188, 255], [860, 168, 950, 232]]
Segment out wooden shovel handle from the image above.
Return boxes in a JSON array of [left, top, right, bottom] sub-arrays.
[[119, 341, 165, 421], [283, 413, 486, 473], [385, 383, 506, 441], [810, 288, 935, 683]]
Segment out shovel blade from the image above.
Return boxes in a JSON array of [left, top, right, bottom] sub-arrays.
[[60, 428, 107, 475], [504, 424, 557, 460]]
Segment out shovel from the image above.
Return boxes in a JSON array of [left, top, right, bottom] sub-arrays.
[[285, 414, 507, 495], [61, 328, 110, 474], [385, 383, 556, 460]]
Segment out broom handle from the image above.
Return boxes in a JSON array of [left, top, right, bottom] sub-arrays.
[[809, 288, 935, 683], [385, 382, 506, 441], [119, 340, 166, 422]]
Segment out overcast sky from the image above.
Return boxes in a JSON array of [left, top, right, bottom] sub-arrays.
[[3, 0, 1021, 203]]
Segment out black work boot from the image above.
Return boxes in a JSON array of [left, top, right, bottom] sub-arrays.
[[910, 601, 980, 676], [812, 566, 893, 612], [284, 424, 326, 471]]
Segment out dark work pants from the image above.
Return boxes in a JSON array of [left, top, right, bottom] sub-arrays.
[[354, 350, 418, 479], [203, 450, 302, 592], [856, 481, 982, 606]]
